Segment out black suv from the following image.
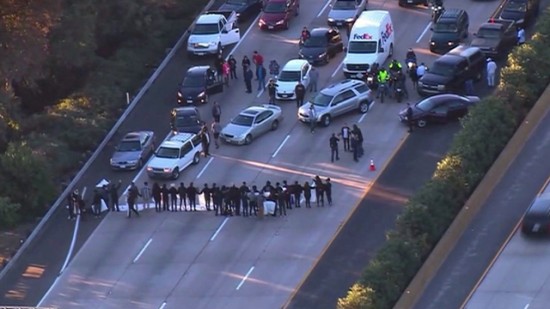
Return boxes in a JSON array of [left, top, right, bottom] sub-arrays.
[[495, 0, 540, 27], [177, 66, 223, 105], [418, 46, 485, 97], [170, 107, 204, 134], [298, 27, 344, 65], [430, 9, 470, 54]]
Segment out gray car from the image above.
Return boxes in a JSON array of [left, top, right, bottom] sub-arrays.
[[298, 79, 373, 126], [327, 0, 368, 27], [220, 104, 283, 145], [110, 131, 155, 170]]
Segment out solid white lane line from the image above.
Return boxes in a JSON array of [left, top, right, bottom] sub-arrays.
[[81, 187, 87, 199], [317, 0, 332, 18], [60, 213, 81, 274], [256, 88, 264, 98], [133, 238, 153, 263], [37, 276, 61, 306], [358, 102, 375, 123], [197, 157, 214, 179], [210, 217, 229, 241], [159, 301, 167, 309], [416, 22, 432, 43], [236, 266, 255, 290], [272, 135, 290, 158], [226, 15, 261, 60], [524, 304, 530, 309], [331, 61, 344, 78]]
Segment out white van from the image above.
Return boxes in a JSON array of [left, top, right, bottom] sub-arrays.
[[343, 10, 394, 78]]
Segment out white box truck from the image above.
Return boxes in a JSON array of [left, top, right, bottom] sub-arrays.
[[343, 10, 395, 78]]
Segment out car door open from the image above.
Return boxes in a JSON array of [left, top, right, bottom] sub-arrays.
[[220, 13, 241, 46]]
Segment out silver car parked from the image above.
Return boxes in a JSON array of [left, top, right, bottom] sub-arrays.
[[298, 79, 373, 127], [110, 131, 155, 170], [220, 104, 283, 145]]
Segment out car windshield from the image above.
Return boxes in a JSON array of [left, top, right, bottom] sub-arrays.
[[477, 28, 501, 38], [311, 93, 333, 107], [175, 114, 200, 127], [156, 147, 179, 159], [504, 1, 527, 12], [347, 41, 377, 53], [117, 140, 141, 152], [182, 75, 204, 88], [231, 114, 254, 126], [333, 0, 356, 10], [278, 70, 301, 82], [433, 22, 458, 32], [303, 36, 327, 47], [263, 2, 286, 13], [429, 62, 455, 76], [227, 0, 247, 4], [416, 98, 439, 111], [192, 23, 219, 35]]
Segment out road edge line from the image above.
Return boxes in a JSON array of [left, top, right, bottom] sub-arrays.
[[394, 84, 550, 309], [0, 0, 219, 283], [281, 133, 409, 309]]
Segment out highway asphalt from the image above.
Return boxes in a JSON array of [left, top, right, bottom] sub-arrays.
[[413, 81, 550, 309], [0, 0, 503, 307]]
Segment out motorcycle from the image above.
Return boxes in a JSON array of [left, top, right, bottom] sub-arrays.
[[365, 72, 378, 90], [405, 58, 417, 73], [394, 82, 404, 103]]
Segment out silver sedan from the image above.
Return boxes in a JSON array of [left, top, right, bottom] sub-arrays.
[[110, 131, 155, 170], [220, 104, 283, 145]]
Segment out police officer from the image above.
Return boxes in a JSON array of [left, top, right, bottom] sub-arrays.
[[376, 68, 390, 100], [240, 182, 250, 217], [187, 182, 198, 211]]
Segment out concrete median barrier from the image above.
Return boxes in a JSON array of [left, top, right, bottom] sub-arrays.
[[394, 85, 550, 309]]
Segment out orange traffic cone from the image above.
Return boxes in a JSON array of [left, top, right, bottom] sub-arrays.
[[369, 159, 376, 171]]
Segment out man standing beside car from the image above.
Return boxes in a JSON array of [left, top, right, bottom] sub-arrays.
[[212, 101, 221, 123], [406, 103, 414, 133], [308, 67, 319, 92], [295, 81, 306, 108], [211, 120, 221, 149], [486, 58, 497, 87]]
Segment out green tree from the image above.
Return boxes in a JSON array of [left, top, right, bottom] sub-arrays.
[[0, 196, 21, 228], [337, 283, 374, 309], [0, 142, 56, 219]]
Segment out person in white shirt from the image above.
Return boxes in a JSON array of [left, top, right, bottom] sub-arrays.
[[517, 27, 526, 45], [486, 58, 498, 87], [416, 63, 427, 78]]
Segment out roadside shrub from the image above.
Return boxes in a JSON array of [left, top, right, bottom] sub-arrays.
[[338, 7, 550, 308], [0, 197, 21, 229]]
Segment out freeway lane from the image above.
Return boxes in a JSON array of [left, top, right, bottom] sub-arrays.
[[2, 0, 501, 308], [413, 94, 550, 309]]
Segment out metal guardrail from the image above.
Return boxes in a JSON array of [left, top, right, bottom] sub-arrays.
[[0, 0, 220, 283]]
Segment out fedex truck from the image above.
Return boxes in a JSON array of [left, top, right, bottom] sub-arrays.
[[343, 10, 394, 78]]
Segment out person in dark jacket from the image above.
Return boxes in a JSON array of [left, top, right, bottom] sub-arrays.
[[109, 180, 122, 212], [201, 128, 210, 157], [294, 81, 306, 108], [276, 183, 286, 216], [161, 184, 169, 211], [303, 182, 311, 208], [325, 178, 333, 206], [292, 181, 303, 208], [228, 55, 238, 80], [222, 185, 232, 216], [92, 189, 102, 218], [267, 79, 278, 104], [241, 56, 251, 77], [187, 182, 198, 211], [229, 184, 240, 215], [212, 183, 223, 216], [240, 182, 250, 217], [283, 180, 292, 209], [169, 184, 178, 212], [178, 182, 187, 211], [152, 182, 162, 212], [127, 182, 141, 218], [244, 65, 253, 93], [314, 176, 325, 207], [215, 55, 224, 82], [200, 183, 212, 211], [248, 185, 259, 216], [352, 124, 364, 157]]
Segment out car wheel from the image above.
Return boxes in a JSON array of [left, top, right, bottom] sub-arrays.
[[416, 119, 427, 128], [271, 120, 279, 131], [193, 152, 200, 164], [171, 168, 180, 180], [359, 101, 369, 113], [245, 134, 253, 145], [321, 115, 331, 127]]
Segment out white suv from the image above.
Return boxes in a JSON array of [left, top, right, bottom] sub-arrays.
[[298, 79, 373, 126], [146, 133, 206, 179]]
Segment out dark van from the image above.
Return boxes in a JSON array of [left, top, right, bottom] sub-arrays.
[[430, 9, 470, 54], [522, 193, 550, 235]]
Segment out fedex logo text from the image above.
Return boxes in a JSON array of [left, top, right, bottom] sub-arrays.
[[353, 33, 373, 40]]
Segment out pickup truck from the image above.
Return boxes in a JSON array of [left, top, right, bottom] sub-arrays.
[[187, 10, 240, 57], [219, 0, 263, 21], [471, 19, 517, 58], [493, 0, 540, 27]]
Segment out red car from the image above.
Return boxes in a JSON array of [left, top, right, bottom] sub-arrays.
[[258, 0, 300, 30]]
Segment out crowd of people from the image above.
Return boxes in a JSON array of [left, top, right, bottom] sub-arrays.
[[67, 176, 336, 220]]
